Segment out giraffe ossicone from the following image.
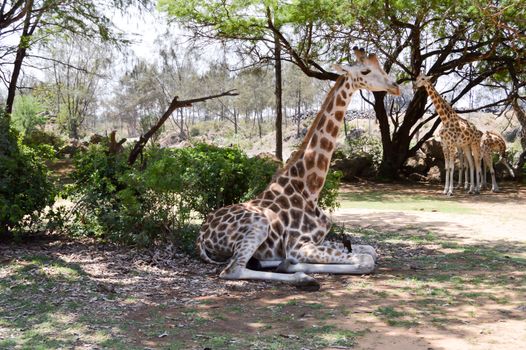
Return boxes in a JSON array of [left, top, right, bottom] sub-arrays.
[[197, 47, 400, 289]]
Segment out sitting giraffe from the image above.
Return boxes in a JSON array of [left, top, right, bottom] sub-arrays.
[[197, 47, 400, 288], [415, 74, 483, 195], [480, 131, 515, 192]]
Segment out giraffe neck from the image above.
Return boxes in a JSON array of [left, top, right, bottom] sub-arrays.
[[423, 82, 457, 124], [272, 75, 355, 202]]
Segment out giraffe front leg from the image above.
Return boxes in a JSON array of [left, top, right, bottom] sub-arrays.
[[321, 240, 378, 263], [481, 157, 487, 190], [485, 155, 499, 192], [219, 221, 320, 290], [457, 149, 464, 189], [443, 158, 451, 195], [444, 146, 456, 196], [472, 147, 482, 194], [277, 243, 375, 275], [463, 146, 476, 194]]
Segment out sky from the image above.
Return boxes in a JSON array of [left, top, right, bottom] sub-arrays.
[[111, 7, 168, 62]]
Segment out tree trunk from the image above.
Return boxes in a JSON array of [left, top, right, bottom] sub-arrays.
[[375, 90, 432, 179], [274, 31, 283, 161], [69, 118, 79, 140], [511, 98, 526, 152], [5, 0, 35, 117], [233, 108, 238, 134], [258, 111, 263, 139]]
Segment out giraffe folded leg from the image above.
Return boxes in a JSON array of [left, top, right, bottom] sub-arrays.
[[218, 221, 320, 289], [276, 255, 375, 275], [277, 243, 375, 275], [352, 244, 378, 262], [320, 241, 378, 263]]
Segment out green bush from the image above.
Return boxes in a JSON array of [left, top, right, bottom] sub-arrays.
[[0, 128, 55, 235], [65, 143, 342, 250], [22, 129, 64, 160], [318, 169, 342, 212], [11, 95, 46, 135], [333, 134, 383, 176]]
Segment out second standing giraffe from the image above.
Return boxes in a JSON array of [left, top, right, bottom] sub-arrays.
[[415, 74, 483, 195]]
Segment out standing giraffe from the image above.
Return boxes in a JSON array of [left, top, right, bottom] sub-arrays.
[[481, 131, 515, 192], [415, 74, 483, 195], [197, 47, 400, 288]]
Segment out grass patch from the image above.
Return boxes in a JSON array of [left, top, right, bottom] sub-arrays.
[[374, 306, 418, 328], [339, 191, 474, 213]]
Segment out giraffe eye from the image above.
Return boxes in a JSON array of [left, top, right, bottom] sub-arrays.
[[361, 69, 371, 75]]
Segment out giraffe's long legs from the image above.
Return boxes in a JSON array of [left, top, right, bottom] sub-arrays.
[[442, 145, 451, 195], [471, 144, 482, 193], [457, 149, 464, 189], [277, 243, 375, 275], [481, 157, 488, 190], [218, 221, 319, 288], [462, 146, 476, 194], [484, 153, 499, 192], [443, 145, 456, 196]]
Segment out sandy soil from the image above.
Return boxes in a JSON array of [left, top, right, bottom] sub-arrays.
[[331, 182, 526, 350]]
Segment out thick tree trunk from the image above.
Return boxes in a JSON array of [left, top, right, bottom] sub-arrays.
[[5, 0, 35, 117], [274, 31, 283, 161], [511, 98, 526, 152], [375, 90, 433, 179]]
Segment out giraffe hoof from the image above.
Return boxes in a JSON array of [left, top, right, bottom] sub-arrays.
[[293, 272, 320, 292], [276, 258, 298, 273], [342, 236, 353, 252]]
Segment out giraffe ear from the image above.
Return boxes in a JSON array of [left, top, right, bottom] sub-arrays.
[[333, 64, 350, 74]]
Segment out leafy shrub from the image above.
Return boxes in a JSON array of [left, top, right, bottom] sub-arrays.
[[0, 128, 55, 235], [65, 143, 342, 250], [346, 135, 382, 166], [318, 169, 342, 212], [190, 127, 200, 137], [22, 129, 64, 160], [11, 95, 46, 135], [333, 134, 383, 177]]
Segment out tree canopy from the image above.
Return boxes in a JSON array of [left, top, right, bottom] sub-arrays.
[[160, 0, 526, 177]]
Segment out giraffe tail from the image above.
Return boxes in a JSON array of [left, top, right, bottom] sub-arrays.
[[498, 157, 515, 177], [197, 236, 227, 265]]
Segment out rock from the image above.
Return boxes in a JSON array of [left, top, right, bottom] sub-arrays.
[[503, 128, 519, 143], [421, 139, 444, 161], [89, 134, 105, 144], [427, 166, 442, 183], [159, 131, 186, 148], [332, 155, 375, 181], [409, 172, 427, 182], [347, 128, 366, 140], [253, 152, 283, 167], [404, 156, 427, 174]]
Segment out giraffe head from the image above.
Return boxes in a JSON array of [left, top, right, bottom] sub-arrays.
[[414, 73, 432, 89], [333, 47, 400, 96]]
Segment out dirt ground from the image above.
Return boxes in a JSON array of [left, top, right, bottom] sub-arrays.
[[1, 182, 525, 350], [333, 182, 526, 350]]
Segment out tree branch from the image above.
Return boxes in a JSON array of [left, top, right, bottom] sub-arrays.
[[128, 89, 239, 165]]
